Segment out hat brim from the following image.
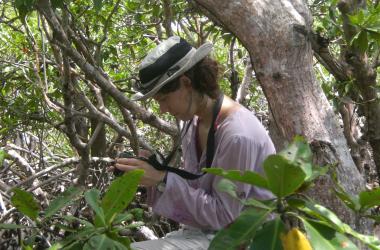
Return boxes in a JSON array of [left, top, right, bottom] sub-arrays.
[[131, 42, 213, 101]]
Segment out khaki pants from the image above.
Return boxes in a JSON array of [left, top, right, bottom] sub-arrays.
[[131, 226, 215, 250]]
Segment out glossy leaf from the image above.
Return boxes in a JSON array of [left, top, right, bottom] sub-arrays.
[[112, 213, 134, 225], [302, 219, 358, 250], [333, 186, 360, 211], [102, 169, 144, 224], [278, 136, 312, 176], [263, 155, 306, 198], [296, 202, 347, 232], [250, 217, 285, 250], [83, 234, 126, 250], [44, 186, 84, 219], [244, 198, 275, 210], [204, 168, 268, 189], [344, 227, 380, 250], [11, 188, 40, 220], [58, 226, 99, 247], [84, 189, 106, 227], [209, 208, 273, 250], [297, 202, 380, 249], [359, 188, 380, 211], [107, 230, 131, 247]]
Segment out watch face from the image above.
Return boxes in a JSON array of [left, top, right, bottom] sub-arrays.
[[157, 182, 166, 192]]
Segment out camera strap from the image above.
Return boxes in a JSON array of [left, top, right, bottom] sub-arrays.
[[147, 94, 224, 180]]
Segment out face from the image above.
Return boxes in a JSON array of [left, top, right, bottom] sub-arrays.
[[153, 76, 196, 121]]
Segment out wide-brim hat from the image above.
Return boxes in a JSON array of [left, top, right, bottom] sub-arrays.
[[132, 36, 213, 101]]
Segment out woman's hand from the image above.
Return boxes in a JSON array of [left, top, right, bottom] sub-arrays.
[[114, 157, 166, 187]]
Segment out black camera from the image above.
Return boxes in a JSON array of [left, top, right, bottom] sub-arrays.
[[113, 151, 135, 177]]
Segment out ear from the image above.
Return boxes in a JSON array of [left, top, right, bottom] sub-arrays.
[[180, 75, 192, 90]]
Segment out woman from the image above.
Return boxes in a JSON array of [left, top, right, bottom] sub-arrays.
[[115, 36, 275, 249]]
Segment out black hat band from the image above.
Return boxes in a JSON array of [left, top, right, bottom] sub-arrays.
[[138, 38, 192, 87]]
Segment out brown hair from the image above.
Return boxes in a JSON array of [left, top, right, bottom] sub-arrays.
[[158, 57, 221, 98]]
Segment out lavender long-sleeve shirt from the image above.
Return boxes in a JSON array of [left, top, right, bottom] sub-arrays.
[[148, 107, 275, 231]]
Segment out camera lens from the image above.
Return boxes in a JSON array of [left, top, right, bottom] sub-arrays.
[[118, 151, 134, 159]]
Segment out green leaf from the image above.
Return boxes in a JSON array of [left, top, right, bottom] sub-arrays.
[[0, 223, 32, 229], [333, 186, 360, 211], [209, 208, 273, 250], [58, 226, 99, 247], [84, 189, 106, 227], [250, 217, 285, 250], [244, 198, 275, 210], [93, 0, 102, 13], [355, 30, 368, 52], [63, 215, 95, 229], [263, 155, 306, 198], [102, 169, 144, 224], [0, 149, 5, 166], [112, 213, 134, 225], [302, 219, 358, 250], [296, 201, 380, 249], [152, 4, 161, 17], [44, 186, 84, 219], [279, 136, 311, 163], [123, 221, 144, 229], [11, 188, 40, 220], [348, 10, 365, 25], [359, 188, 380, 211], [368, 30, 380, 44], [204, 168, 268, 189], [217, 179, 239, 200], [345, 227, 380, 250], [288, 198, 351, 233], [129, 208, 144, 221], [60, 241, 83, 250], [107, 230, 131, 247], [83, 234, 127, 250], [297, 202, 347, 232], [48, 243, 63, 250], [51, 0, 64, 9], [14, 0, 35, 18]]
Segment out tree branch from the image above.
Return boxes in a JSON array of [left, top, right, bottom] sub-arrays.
[[37, 0, 177, 137]]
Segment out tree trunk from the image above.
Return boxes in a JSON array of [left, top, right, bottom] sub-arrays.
[[195, 0, 370, 232]]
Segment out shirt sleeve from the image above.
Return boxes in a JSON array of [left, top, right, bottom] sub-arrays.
[[150, 135, 274, 230]]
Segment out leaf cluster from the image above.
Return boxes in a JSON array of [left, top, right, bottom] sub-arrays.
[[1, 169, 144, 249], [205, 136, 380, 250]]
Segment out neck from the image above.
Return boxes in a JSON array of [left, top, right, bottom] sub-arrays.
[[195, 94, 217, 125]]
